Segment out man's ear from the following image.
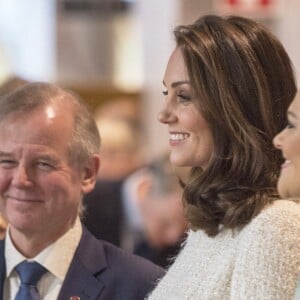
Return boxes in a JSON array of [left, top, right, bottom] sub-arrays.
[[81, 154, 100, 194], [136, 176, 153, 203]]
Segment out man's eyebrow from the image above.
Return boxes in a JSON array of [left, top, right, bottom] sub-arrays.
[[35, 154, 59, 163], [162, 80, 190, 88]]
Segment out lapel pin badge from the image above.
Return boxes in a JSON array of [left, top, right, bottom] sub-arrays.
[[69, 297, 80, 300]]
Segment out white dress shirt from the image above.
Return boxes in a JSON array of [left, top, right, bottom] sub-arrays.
[[3, 217, 82, 300]]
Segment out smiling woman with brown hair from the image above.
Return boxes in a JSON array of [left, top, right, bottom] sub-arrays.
[[274, 91, 300, 198], [148, 14, 300, 299]]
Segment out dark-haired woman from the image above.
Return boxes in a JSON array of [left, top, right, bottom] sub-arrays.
[[148, 15, 300, 299]]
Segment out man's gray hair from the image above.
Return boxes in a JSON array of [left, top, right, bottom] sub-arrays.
[[0, 82, 100, 167]]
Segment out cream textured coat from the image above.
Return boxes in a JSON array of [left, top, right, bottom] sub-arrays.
[[148, 199, 300, 300]]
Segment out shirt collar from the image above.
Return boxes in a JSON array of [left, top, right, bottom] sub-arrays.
[[5, 217, 82, 281]]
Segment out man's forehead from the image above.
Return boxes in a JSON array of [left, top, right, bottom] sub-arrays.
[[2, 101, 72, 120]]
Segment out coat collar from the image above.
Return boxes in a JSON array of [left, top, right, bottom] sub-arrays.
[[58, 226, 107, 300], [0, 227, 107, 300]]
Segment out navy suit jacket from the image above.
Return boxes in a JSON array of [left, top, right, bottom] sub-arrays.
[[83, 179, 182, 268], [0, 226, 164, 300]]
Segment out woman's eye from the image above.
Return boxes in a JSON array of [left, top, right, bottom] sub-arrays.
[[178, 93, 192, 102], [162, 89, 192, 103]]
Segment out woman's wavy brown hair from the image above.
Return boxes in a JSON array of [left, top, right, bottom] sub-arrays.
[[174, 15, 297, 236]]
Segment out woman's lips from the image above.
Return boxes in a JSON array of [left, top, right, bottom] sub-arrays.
[[169, 132, 190, 146]]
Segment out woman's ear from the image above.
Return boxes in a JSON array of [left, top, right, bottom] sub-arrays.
[[81, 154, 100, 194]]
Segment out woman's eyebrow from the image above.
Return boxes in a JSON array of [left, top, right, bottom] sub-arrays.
[[162, 80, 190, 88]]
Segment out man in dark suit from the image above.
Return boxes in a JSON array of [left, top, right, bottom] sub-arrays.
[[82, 175, 184, 269], [82, 179, 124, 247], [0, 82, 163, 299]]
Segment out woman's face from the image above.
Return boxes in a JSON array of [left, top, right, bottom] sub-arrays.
[[158, 48, 214, 169], [273, 92, 300, 198]]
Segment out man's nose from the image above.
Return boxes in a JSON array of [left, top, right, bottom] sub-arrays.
[[11, 165, 33, 188]]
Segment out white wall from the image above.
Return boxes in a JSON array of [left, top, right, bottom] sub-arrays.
[[136, 0, 181, 158], [277, 0, 300, 86], [0, 0, 56, 82]]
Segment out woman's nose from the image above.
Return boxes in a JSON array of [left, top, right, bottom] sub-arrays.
[[158, 106, 177, 124]]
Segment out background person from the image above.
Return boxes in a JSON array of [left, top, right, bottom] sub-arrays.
[[273, 90, 300, 199], [123, 153, 188, 267], [135, 154, 188, 252], [0, 82, 164, 300], [273, 91, 300, 299], [95, 117, 145, 181], [148, 15, 300, 299], [93, 96, 143, 181], [83, 152, 188, 268], [82, 115, 146, 247]]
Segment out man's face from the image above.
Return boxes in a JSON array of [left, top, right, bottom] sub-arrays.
[[141, 188, 188, 248], [0, 105, 85, 240]]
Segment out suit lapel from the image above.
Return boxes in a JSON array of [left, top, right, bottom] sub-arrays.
[[58, 227, 107, 300], [0, 239, 6, 299]]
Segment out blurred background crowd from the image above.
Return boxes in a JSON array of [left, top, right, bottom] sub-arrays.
[[0, 0, 299, 267]]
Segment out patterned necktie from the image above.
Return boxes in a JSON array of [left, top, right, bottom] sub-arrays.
[[15, 261, 47, 300]]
